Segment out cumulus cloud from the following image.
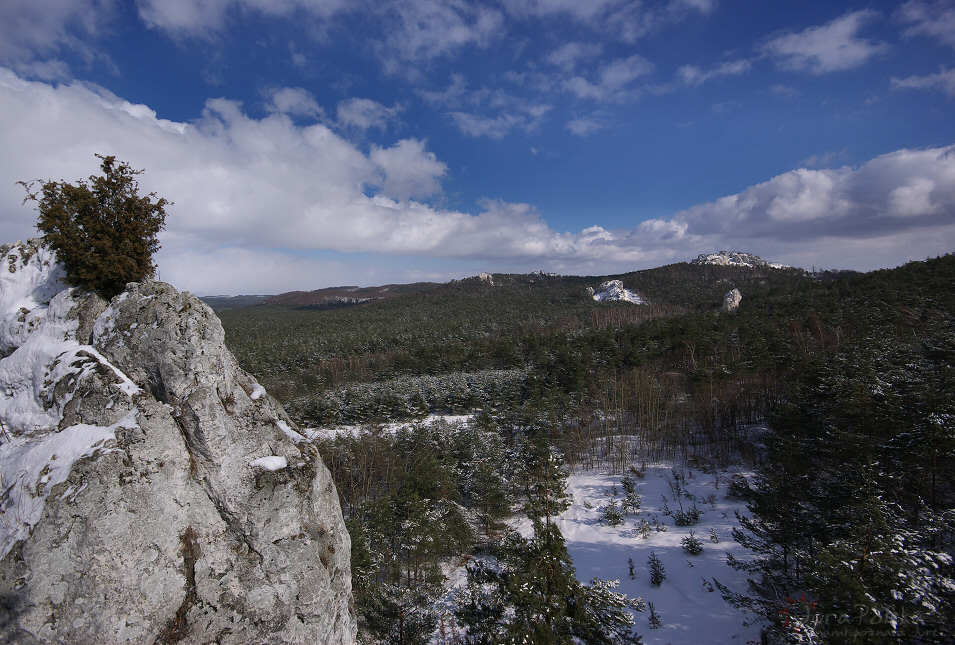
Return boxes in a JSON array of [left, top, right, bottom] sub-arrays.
[[369, 139, 446, 200], [645, 146, 955, 258], [0, 67, 610, 290], [0, 0, 115, 76], [763, 10, 889, 74], [3, 67, 953, 293], [265, 87, 325, 119]]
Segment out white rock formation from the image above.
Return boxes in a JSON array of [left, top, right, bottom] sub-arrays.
[[0, 240, 356, 644], [722, 288, 742, 311], [691, 251, 789, 269], [587, 279, 644, 304]]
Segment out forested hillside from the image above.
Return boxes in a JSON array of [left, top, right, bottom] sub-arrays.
[[219, 255, 955, 644]]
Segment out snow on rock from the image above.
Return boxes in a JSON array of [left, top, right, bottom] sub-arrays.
[[0, 240, 67, 356], [249, 383, 267, 400], [691, 251, 790, 269], [0, 411, 137, 557], [249, 455, 288, 471], [588, 279, 645, 304], [0, 241, 356, 645]]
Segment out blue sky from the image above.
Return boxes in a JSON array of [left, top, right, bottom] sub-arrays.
[[1, 0, 954, 295]]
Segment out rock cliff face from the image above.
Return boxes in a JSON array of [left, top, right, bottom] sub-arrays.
[[0, 241, 356, 644]]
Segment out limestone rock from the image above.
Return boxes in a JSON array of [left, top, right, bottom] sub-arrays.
[[722, 288, 742, 311], [0, 243, 356, 644]]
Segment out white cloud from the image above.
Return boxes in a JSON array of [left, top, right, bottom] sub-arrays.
[[442, 88, 552, 139], [898, 0, 955, 50], [336, 98, 402, 130], [892, 67, 955, 97], [373, 0, 505, 73], [677, 59, 751, 85], [3, 67, 953, 294], [566, 116, 606, 137], [564, 55, 654, 101], [502, 0, 710, 43], [546, 42, 603, 72], [369, 139, 447, 200], [447, 112, 524, 139], [265, 87, 325, 119], [763, 10, 888, 74], [656, 145, 955, 252], [0, 0, 115, 76], [135, 0, 347, 36]]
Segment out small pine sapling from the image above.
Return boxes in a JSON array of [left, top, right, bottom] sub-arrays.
[[647, 602, 662, 629], [681, 530, 704, 555], [627, 557, 635, 580], [647, 552, 666, 586], [621, 474, 641, 514], [637, 517, 652, 539], [709, 527, 721, 543], [673, 502, 702, 526]]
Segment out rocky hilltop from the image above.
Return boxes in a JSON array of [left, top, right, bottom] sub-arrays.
[[690, 251, 790, 269], [0, 240, 356, 644]]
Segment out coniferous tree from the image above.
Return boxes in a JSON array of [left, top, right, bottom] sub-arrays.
[[21, 154, 169, 298], [456, 522, 644, 644]]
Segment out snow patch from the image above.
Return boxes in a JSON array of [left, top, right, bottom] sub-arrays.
[[558, 464, 762, 644], [276, 419, 307, 443], [249, 455, 287, 471], [250, 383, 267, 400]]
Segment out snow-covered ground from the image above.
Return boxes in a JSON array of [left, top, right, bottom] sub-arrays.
[[304, 414, 474, 440], [559, 465, 761, 644]]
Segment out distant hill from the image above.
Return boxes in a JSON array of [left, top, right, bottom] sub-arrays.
[[205, 252, 800, 312], [263, 282, 441, 309], [690, 251, 794, 270], [200, 294, 272, 311]]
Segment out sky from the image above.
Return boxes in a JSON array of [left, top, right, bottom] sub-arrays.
[[0, 0, 954, 295]]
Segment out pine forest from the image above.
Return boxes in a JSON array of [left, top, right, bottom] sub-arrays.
[[214, 255, 955, 644]]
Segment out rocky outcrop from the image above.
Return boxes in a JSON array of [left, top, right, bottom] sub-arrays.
[[587, 279, 644, 304], [0, 241, 356, 644], [691, 251, 790, 270], [722, 288, 742, 311]]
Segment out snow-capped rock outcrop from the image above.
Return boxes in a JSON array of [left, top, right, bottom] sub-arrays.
[[691, 251, 789, 269], [588, 279, 644, 304], [722, 288, 742, 312], [0, 240, 356, 645]]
